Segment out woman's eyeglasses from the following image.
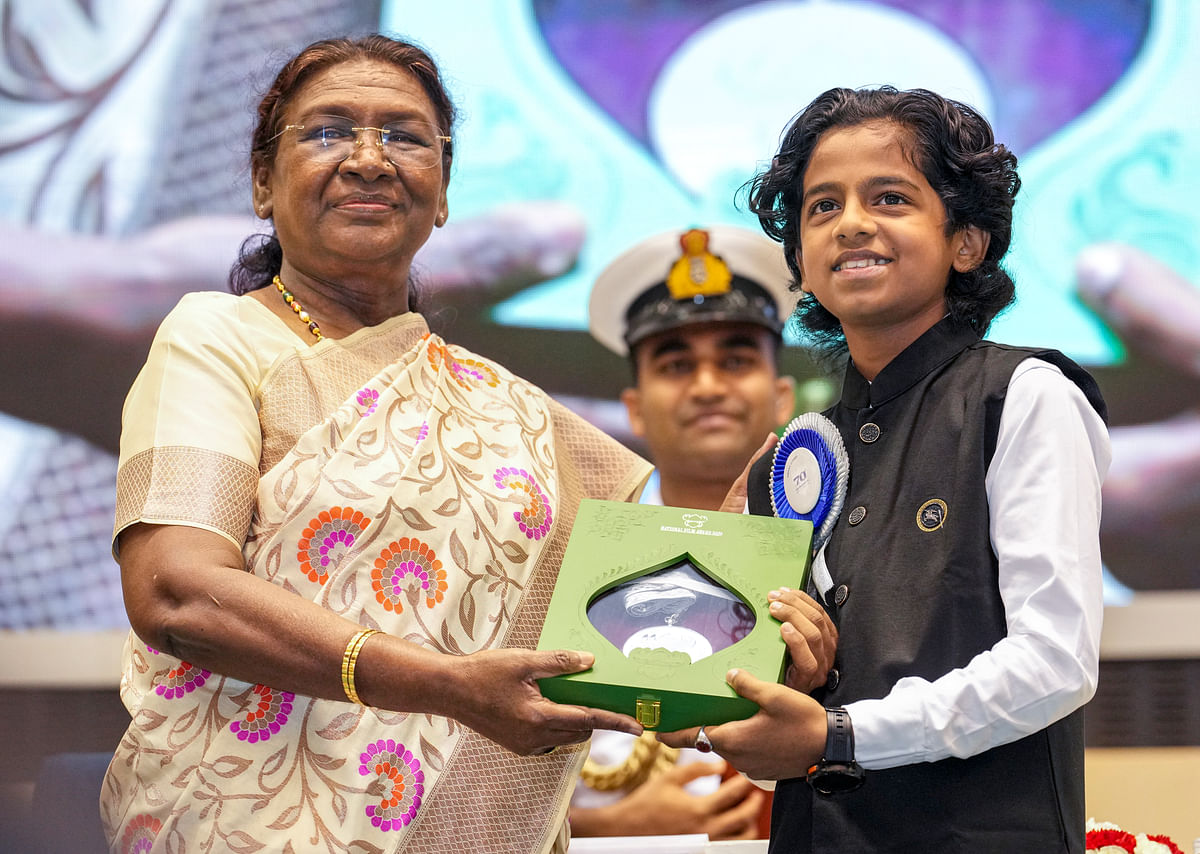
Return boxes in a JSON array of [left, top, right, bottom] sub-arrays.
[[279, 115, 450, 169]]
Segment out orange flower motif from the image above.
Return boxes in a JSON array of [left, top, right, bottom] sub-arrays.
[[426, 341, 499, 389], [298, 507, 372, 585], [121, 812, 162, 853], [372, 537, 447, 613]]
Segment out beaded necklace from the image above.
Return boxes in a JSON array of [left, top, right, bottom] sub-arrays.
[[273, 275, 324, 341]]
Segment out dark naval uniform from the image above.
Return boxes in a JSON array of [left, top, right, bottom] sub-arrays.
[[749, 317, 1106, 853]]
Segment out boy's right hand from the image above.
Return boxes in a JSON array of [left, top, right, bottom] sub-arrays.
[[657, 668, 827, 781]]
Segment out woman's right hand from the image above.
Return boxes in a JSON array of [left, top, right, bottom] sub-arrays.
[[445, 647, 644, 756]]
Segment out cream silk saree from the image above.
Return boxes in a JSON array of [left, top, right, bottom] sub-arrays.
[[103, 293, 650, 853]]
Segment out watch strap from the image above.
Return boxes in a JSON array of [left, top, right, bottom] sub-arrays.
[[824, 707, 855, 763], [806, 706, 865, 795]]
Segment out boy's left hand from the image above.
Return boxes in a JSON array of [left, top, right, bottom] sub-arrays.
[[769, 587, 838, 693], [657, 668, 828, 781]]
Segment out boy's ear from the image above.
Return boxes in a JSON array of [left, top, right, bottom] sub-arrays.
[[793, 247, 812, 292], [952, 225, 990, 273]]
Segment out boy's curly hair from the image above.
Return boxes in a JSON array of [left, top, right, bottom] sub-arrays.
[[745, 86, 1020, 360]]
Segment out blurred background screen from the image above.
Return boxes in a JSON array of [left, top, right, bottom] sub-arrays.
[[1, 0, 1197, 644]]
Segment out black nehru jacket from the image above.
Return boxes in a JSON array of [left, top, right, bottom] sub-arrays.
[[749, 317, 1106, 853]]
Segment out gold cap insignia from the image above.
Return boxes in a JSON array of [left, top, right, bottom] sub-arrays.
[[665, 229, 733, 300]]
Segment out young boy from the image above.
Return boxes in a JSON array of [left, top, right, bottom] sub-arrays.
[[658, 87, 1111, 852]]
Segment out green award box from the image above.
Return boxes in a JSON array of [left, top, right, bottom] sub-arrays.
[[536, 498, 812, 732]]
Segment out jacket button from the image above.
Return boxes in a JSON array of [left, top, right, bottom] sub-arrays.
[[859, 422, 881, 443], [848, 506, 866, 525], [834, 584, 849, 606], [825, 667, 841, 691]]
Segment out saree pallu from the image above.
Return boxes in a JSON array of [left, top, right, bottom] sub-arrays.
[[104, 303, 650, 854]]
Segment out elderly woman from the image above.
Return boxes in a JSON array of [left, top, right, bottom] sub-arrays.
[[101, 35, 649, 853]]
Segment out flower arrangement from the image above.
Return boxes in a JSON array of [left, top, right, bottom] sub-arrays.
[[1086, 819, 1186, 854]]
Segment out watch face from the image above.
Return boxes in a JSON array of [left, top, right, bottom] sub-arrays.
[[586, 559, 755, 663], [806, 761, 866, 796]]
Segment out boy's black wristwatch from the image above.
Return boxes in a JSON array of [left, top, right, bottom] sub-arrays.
[[806, 707, 866, 795]]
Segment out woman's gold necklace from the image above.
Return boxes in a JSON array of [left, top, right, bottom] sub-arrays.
[[273, 275, 324, 341]]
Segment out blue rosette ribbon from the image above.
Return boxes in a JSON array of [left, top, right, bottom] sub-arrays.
[[770, 412, 849, 552]]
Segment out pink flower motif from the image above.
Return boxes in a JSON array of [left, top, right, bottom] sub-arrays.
[[229, 685, 294, 743], [450, 362, 491, 386], [120, 813, 162, 853], [359, 738, 424, 831], [156, 661, 210, 699], [416, 421, 429, 444], [493, 466, 553, 540], [356, 387, 380, 416]]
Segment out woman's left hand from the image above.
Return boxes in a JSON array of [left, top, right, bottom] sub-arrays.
[[656, 668, 827, 781], [445, 647, 643, 756]]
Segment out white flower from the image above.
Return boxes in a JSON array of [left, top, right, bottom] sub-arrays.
[[1133, 834, 1176, 854]]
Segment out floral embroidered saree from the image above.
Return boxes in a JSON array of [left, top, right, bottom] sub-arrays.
[[103, 293, 650, 853]]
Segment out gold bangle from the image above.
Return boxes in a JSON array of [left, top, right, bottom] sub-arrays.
[[341, 628, 379, 705]]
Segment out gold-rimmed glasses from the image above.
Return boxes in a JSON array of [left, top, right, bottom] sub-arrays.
[[279, 115, 451, 169]]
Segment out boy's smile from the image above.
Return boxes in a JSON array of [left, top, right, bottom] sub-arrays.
[[832, 250, 892, 273], [795, 120, 985, 367]]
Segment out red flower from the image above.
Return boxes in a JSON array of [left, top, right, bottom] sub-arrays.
[[1086, 828, 1137, 852]]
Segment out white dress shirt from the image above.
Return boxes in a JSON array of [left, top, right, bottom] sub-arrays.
[[840, 358, 1111, 768]]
